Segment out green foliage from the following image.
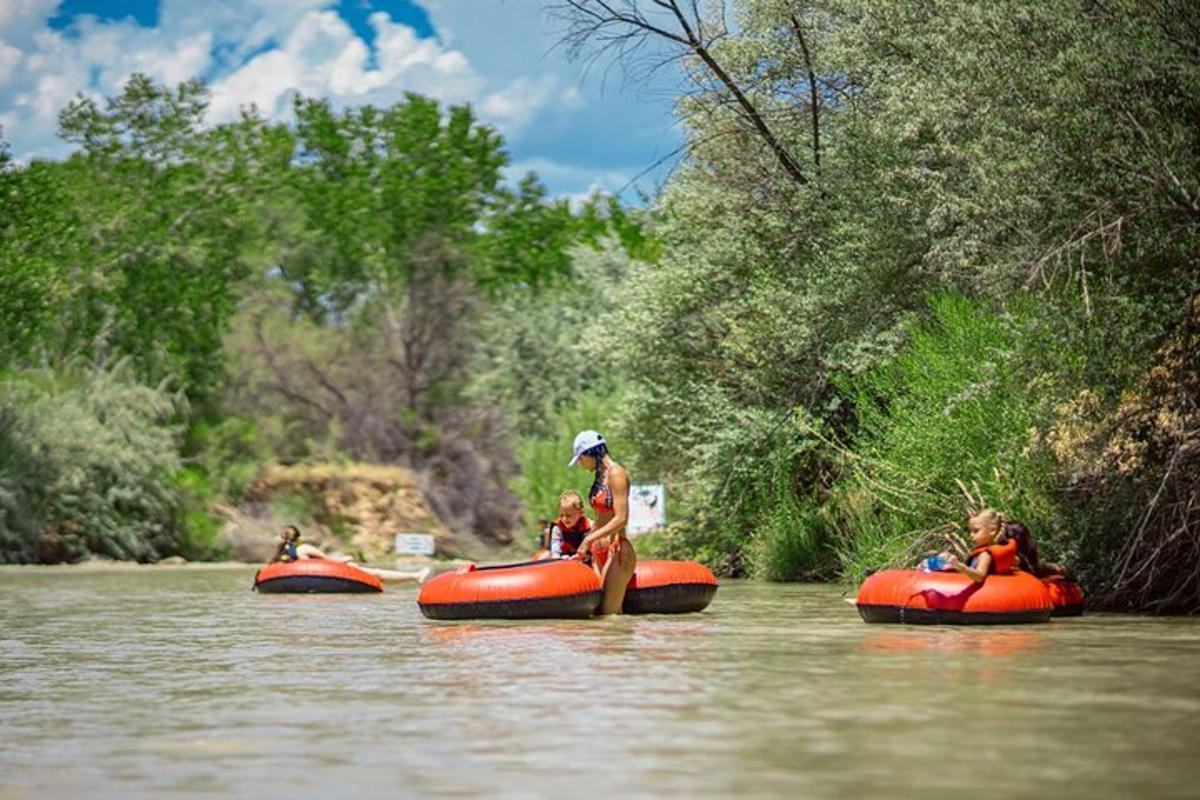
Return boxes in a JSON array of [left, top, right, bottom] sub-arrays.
[[822, 296, 1060, 578], [469, 241, 641, 437], [0, 360, 188, 563], [561, 0, 1199, 603], [0, 404, 56, 561], [473, 174, 585, 292], [276, 95, 604, 313], [747, 491, 830, 582], [512, 392, 626, 548], [0, 150, 76, 366], [173, 415, 270, 558], [47, 75, 269, 399]]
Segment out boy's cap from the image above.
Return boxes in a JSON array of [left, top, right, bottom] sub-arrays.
[[568, 430, 605, 467]]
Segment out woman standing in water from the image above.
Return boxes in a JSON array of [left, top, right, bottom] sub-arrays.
[[568, 430, 637, 615]]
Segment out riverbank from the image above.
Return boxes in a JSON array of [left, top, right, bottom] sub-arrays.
[[0, 555, 459, 577], [0, 560, 253, 575]]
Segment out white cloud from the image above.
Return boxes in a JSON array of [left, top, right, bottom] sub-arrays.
[[564, 182, 609, 213], [0, 1, 560, 162], [0, 0, 57, 39], [207, 10, 491, 124], [506, 157, 633, 197], [0, 0, 680, 199], [480, 76, 558, 132], [0, 39, 22, 80]]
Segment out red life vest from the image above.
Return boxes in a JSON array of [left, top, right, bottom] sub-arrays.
[[552, 515, 591, 555], [969, 538, 1018, 575]]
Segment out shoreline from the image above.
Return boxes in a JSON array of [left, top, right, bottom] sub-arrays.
[[0, 556, 460, 576], [0, 560, 256, 574]]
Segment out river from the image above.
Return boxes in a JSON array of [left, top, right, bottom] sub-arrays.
[[2, 567, 1199, 799]]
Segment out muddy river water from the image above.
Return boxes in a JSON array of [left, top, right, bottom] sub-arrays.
[[2, 567, 1199, 798]]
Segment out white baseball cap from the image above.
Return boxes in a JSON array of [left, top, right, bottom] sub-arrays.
[[568, 430, 605, 467]]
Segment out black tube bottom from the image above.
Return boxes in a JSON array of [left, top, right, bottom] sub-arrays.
[[419, 589, 602, 620], [857, 603, 1051, 625], [623, 583, 717, 615], [255, 576, 382, 594]]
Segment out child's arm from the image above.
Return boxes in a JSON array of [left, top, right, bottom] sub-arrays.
[[549, 524, 563, 558], [947, 552, 991, 582]]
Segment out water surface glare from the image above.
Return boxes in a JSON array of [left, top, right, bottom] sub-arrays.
[[2, 568, 1199, 799]]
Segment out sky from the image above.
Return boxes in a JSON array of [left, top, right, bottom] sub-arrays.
[[0, 0, 686, 201]]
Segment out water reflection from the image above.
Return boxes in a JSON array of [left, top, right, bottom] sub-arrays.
[[859, 628, 1045, 657]]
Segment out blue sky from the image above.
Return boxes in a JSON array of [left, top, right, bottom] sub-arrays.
[[1, 1, 684, 201]]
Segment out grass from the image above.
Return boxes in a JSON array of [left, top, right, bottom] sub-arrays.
[[823, 295, 1060, 581]]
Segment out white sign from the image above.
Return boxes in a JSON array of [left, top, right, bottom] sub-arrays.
[[394, 533, 436, 556], [627, 484, 666, 535]]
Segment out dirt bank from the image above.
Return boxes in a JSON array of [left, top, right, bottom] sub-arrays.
[[215, 462, 509, 563]]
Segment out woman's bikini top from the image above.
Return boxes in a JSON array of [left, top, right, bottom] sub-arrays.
[[589, 471, 614, 516]]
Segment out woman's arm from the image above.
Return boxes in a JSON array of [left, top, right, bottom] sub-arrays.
[[574, 468, 630, 555], [268, 540, 288, 563], [948, 551, 991, 583]]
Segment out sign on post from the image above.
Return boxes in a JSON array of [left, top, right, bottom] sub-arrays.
[[394, 533, 436, 556], [627, 484, 666, 535]]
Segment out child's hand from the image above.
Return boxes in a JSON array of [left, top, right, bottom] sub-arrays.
[[945, 554, 961, 570]]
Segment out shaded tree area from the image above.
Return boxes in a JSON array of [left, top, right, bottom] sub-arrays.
[[550, 0, 1199, 609]]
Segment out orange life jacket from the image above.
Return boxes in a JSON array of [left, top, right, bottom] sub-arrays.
[[969, 538, 1018, 575], [551, 515, 591, 556]]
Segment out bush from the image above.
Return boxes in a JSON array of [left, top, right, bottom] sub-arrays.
[[824, 295, 1060, 580], [512, 392, 625, 550], [0, 360, 187, 563], [1042, 298, 1200, 611], [745, 469, 833, 582]]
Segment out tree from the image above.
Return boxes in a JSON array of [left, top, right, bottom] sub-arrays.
[[551, 0, 817, 187], [45, 75, 273, 399]]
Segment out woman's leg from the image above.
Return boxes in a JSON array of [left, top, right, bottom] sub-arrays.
[[361, 566, 431, 583], [597, 539, 637, 616]]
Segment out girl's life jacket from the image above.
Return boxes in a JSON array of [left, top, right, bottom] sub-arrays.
[[968, 538, 1018, 575]]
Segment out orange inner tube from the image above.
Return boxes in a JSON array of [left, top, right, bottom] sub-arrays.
[[1042, 576, 1085, 616], [624, 560, 718, 614], [418, 559, 601, 620], [856, 569, 1052, 624], [254, 559, 383, 593]]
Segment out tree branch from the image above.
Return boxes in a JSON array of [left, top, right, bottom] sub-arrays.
[[553, 0, 810, 186], [790, 14, 821, 174]]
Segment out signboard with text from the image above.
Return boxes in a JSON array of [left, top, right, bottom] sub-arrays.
[[627, 484, 666, 535], [394, 533, 436, 556]]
